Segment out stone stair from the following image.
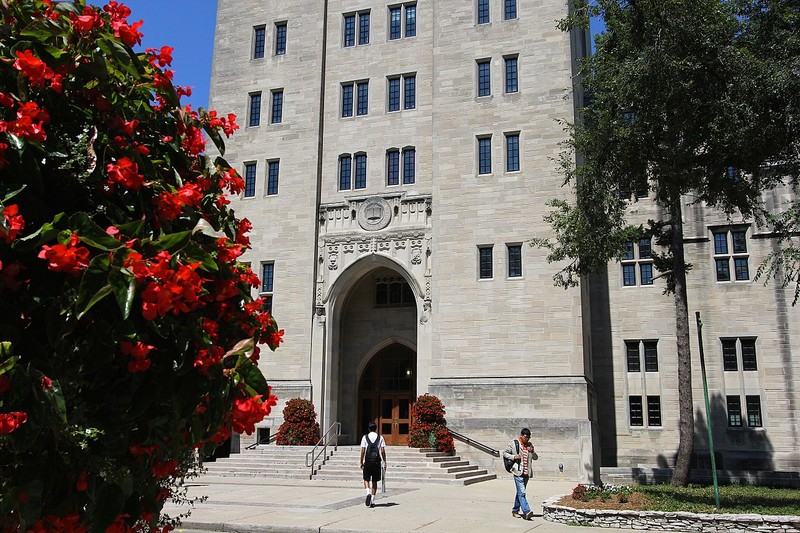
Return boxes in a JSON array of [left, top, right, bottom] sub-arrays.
[[203, 445, 496, 485]]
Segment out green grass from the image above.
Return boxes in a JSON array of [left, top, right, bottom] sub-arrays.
[[635, 484, 800, 515]]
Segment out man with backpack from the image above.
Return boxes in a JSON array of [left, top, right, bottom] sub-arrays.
[[502, 427, 538, 520], [359, 421, 387, 508]]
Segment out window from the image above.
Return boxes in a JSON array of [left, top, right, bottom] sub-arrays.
[[359, 12, 370, 45], [626, 342, 640, 372], [629, 396, 643, 426], [505, 133, 519, 172], [389, 4, 416, 40], [478, 246, 493, 279], [375, 277, 415, 307], [354, 153, 367, 189], [343, 14, 356, 47], [504, 56, 518, 93], [746, 395, 762, 427], [386, 150, 400, 186], [477, 59, 491, 96], [507, 244, 522, 278], [253, 26, 266, 59], [722, 337, 758, 372], [402, 147, 415, 184], [504, 0, 517, 19], [477, 0, 490, 23], [387, 74, 415, 112], [388, 77, 400, 112], [713, 228, 749, 281], [275, 22, 287, 55], [643, 341, 658, 372], [357, 81, 369, 116], [267, 160, 279, 195], [625, 340, 658, 372], [727, 396, 743, 427], [339, 155, 352, 190], [244, 162, 257, 198], [341, 84, 354, 117], [270, 89, 283, 124], [248, 92, 261, 127], [404, 75, 416, 109], [621, 238, 654, 286], [478, 136, 492, 174], [647, 396, 662, 426], [260, 262, 274, 313]]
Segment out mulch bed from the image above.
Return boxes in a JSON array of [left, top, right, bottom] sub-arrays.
[[555, 492, 653, 511]]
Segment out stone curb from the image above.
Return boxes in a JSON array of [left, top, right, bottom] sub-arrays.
[[542, 495, 800, 532]]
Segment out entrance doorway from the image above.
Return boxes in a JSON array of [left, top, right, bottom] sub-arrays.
[[358, 344, 416, 445]]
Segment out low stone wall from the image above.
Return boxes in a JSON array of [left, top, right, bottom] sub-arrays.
[[542, 496, 800, 532]]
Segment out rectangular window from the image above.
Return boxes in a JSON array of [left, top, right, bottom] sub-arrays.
[[389, 7, 402, 39], [386, 150, 399, 186], [621, 238, 654, 286], [622, 241, 634, 260], [716, 258, 731, 282], [354, 153, 367, 189], [388, 77, 401, 112], [267, 160, 279, 195], [639, 238, 652, 259], [622, 264, 636, 286], [260, 262, 274, 313], [404, 75, 416, 109], [478, 246, 493, 279], [722, 339, 738, 371], [248, 93, 261, 127], [244, 162, 257, 198], [741, 339, 757, 371], [746, 395, 762, 427], [477, 60, 491, 96], [505, 56, 518, 93], [402, 147, 415, 184], [727, 396, 743, 427], [647, 396, 662, 426], [341, 84, 354, 118], [629, 396, 643, 426], [253, 26, 266, 59], [508, 245, 522, 278], [339, 155, 352, 190], [478, 136, 492, 174], [505, 133, 519, 172], [626, 341, 640, 372], [359, 12, 370, 44], [714, 229, 749, 282], [640, 263, 653, 285], [270, 89, 283, 124], [275, 22, 287, 55], [734, 258, 749, 281], [357, 81, 369, 116], [714, 232, 729, 254], [343, 14, 356, 47], [477, 0, 490, 24], [643, 341, 658, 372], [504, 0, 517, 19], [405, 4, 416, 37]]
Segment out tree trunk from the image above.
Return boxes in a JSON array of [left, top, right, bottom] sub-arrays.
[[670, 199, 694, 486]]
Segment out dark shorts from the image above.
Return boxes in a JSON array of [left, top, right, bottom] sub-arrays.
[[363, 463, 381, 482]]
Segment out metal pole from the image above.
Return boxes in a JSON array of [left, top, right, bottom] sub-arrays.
[[695, 312, 720, 510]]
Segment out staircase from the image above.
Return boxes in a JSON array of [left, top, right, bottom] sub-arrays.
[[203, 445, 496, 485]]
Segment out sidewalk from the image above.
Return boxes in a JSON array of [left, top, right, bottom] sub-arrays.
[[166, 475, 648, 533]]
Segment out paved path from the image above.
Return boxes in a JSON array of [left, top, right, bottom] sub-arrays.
[[165, 475, 679, 533]]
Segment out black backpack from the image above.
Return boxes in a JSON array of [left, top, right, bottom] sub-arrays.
[[364, 434, 381, 466], [503, 439, 520, 472]]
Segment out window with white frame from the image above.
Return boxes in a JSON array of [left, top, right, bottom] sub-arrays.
[[270, 89, 283, 124], [387, 74, 416, 112], [388, 3, 416, 40], [343, 12, 371, 47], [507, 244, 522, 278], [477, 135, 492, 175], [253, 26, 266, 59], [477, 59, 491, 97], [478, 245, 493, 279], [722, 337, 758, 372], [621, 237, 654, 286], [727, 395, 763, 428], [339, 154, 352, 190], [244, 162, 257, 198], [504, 0, 517, 19], [628, 395, 662, 427], [625, 340, 658, 372], [504, 55, 518, 93], [477, 0, 490, 23], [266, 160, 279, 196], [713, 228, 749, 282], [248, 92, 262, 127], [274, 22, 287, 55]]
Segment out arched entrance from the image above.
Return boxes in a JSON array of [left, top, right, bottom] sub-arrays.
[[358, 344, 416, 445]]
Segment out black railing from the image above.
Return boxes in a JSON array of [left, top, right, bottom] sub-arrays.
[[448, 429, 501, 457], [244, 430, 278, 450]]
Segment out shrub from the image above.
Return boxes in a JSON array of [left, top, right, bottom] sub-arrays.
[[0, 1, 281, 530], [408, 394, 454, 454], [276, 399, 320, 445]]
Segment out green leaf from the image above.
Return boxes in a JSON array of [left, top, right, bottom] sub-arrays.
[[108, 266, 136, 320], [14, 213, 65, 251], [183, 241, 219, 272], [76, 255, 113, 319], [0, 354, 19, 374], [91, 483, 125, 533], [70, 212, 123, 251], [236, 356, 270, 397], [203, 122, 225, 155], [151, 230, 191, 253], [1, 184, 27, 203], [19, 20, 62, 41]]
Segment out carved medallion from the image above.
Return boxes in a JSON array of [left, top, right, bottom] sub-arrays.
[[357, 196, 392, 231]]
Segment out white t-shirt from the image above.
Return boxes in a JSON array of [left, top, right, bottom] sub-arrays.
[[360, 431, 386, 449]]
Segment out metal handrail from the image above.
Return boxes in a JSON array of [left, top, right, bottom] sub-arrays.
[[448, 429, 501, 457], [244, 431, 278, 450], [305, 421, 341, 476]]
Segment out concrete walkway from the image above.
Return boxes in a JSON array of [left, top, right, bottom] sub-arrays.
[[165, 475, 683, 533]]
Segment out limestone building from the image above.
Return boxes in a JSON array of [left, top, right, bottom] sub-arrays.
[[209, 0, 799, 481]]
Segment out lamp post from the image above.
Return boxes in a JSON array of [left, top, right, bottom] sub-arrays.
[[695, 311, 720, 510]]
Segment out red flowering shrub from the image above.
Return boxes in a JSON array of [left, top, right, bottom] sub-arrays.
[[0, 1, 280, 531], [276, 399, 321, 446], [408, 394, 455, 454]]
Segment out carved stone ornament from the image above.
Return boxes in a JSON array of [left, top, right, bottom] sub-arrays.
[[357, 196, 392, 231]]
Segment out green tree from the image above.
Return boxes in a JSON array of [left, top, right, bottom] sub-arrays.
[[537, 0, 798, 486], [0, 1, 282, 530]]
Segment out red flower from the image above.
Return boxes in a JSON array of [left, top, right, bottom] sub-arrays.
[[120, 341, 155, 373], [181, 125, 206, 156], [230, 395, 274, 435], [1, 203, 25, 244], [1, 101, 51, 142], [106, 157, 144, 190], [0, 259, 25, 291], [0, 411, 28, 434], [114, 19, 144, 47], [28, 513, 87, 533], [146, 46, 173, 67], [152, 460, 178, 479], [70, 6, 104, 32], [41, 375, 53, 390], [268, 329, 285, 348], [219, 168, 245, 195], [104, 515, 132, 533], [13, 49, 54, 88], [76, 471, 88, 492], [38, 233, 90, 276]]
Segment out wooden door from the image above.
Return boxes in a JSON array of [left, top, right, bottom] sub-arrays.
[[379, 394, 411, 445]]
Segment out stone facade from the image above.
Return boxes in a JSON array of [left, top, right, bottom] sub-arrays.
[[210, 0, 798, 481]]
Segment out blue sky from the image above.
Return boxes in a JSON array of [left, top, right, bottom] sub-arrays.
[[107, 2, 603, 112]]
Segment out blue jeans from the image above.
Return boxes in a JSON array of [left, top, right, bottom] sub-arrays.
[[511, 475, 531, 514]]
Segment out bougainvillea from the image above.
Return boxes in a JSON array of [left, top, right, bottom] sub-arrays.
[[408, 394, 455, 454], [276, 399, 321, 446], [0, 1, 281, 530]]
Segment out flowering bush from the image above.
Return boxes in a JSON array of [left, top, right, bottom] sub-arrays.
[[276, 399, 320, 445], [0, 1, 281, 531], [408, 394, 454, 454]]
